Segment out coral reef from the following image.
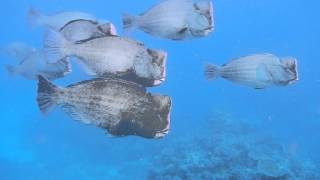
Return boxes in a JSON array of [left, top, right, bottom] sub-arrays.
[[147, 113, 320, 180]]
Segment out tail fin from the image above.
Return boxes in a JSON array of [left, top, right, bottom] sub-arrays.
[[1, 42, 35, 61], [37, 75, 60, 114], [55, 58, 72, 76], [5, 64, 17, 77], [46, 58, 72, 78], [122, 13, 139, 33], [44, 29, 70, 63], [205, 64, 220, 80], [27, 7, 44, 28]]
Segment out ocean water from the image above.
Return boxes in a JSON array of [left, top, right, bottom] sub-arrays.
[[0, 0, 319, 179]]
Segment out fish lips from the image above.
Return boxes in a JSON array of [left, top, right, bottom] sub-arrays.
[[148, 49, 168, 86], [154, 96, 172, 138], [153, 56, 167, 86], [108, 96, 172, 139], [288, 59, 299, 84]]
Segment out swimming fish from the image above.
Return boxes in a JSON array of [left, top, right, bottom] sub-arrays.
[[5, 49, 71, 80], [44, 29, 167, 87], [122, 0, 214, 40], [205, 53, 298, 89], [37, 76, 172, 139], [0, 42, 36, 61], [28, 7, 96, 30], [59, 19, 117, 42]]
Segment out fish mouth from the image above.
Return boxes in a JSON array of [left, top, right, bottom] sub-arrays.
[[109, 23, 118, 36], [153, 78, 166, 86], [289, 59, 299, 84], [153, 56, 167, 86], [154, 98, 172, 139], [147, 48, 167, 86]]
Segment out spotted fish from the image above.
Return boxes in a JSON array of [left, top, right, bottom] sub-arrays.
[[37, 76, 172, 139]]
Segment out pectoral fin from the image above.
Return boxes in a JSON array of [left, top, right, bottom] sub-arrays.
[[255, 64, 272, 89]]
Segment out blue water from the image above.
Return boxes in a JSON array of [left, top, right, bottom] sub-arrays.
[[1, 0, 320, 179]]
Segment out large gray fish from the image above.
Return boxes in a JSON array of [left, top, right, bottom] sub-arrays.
[[44, 30, 167, 87], [205, 53, 299, 89], [37, 76, 172, 139], [2, 43, 71, 80], [122, 0, 214, 40], [59, 19, 117, 42], [28, 7, 96, 30]]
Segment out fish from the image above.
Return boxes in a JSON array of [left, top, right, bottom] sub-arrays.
[[1, 42, 36, 61], [122, 0, 214, 40], [5, 49, 71, 80], [27, 7, 96, 30], [44, 29, 167, 87], [204, 53, 299, 89], [37, 76, 172, 139], [59, 19, 117, 42]]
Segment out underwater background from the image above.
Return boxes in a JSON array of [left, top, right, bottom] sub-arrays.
[[0, 0, 320, 179]]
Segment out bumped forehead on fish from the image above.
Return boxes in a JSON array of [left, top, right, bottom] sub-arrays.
[[108, 94, 172, 139], [189, 0, 214, 36]]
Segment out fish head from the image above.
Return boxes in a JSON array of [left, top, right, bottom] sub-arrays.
[[151, 95, 172, 138], [189, 0, 214, 37], [281, 57, 299, 84], [108, 95, 171, 139], [147, 49, 167, 86], [98, 22, 117, 36]]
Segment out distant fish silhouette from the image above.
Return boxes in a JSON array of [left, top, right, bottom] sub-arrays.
[[27, 7, 96, 30], [2, 43, 70, 80]]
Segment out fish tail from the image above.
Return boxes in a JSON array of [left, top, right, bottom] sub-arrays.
[[205, 63, 220, 80], [27, 7, 44, 28], [53, 58, 72, 76], [37, 75, 61, 114], [122, 13, 139, 33], [44, 29, 71, 63], [5, 64, 17, 77]]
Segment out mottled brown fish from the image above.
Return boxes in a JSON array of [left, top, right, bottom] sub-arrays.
[[205, 53, 298, 89], [37, 76, 172, 139]]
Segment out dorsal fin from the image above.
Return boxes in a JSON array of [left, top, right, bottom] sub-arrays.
[[67, 78, 146, 93], [59, 19, 99, 31]]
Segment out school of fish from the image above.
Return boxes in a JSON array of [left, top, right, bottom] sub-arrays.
[[1, 0, 299, 139]]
